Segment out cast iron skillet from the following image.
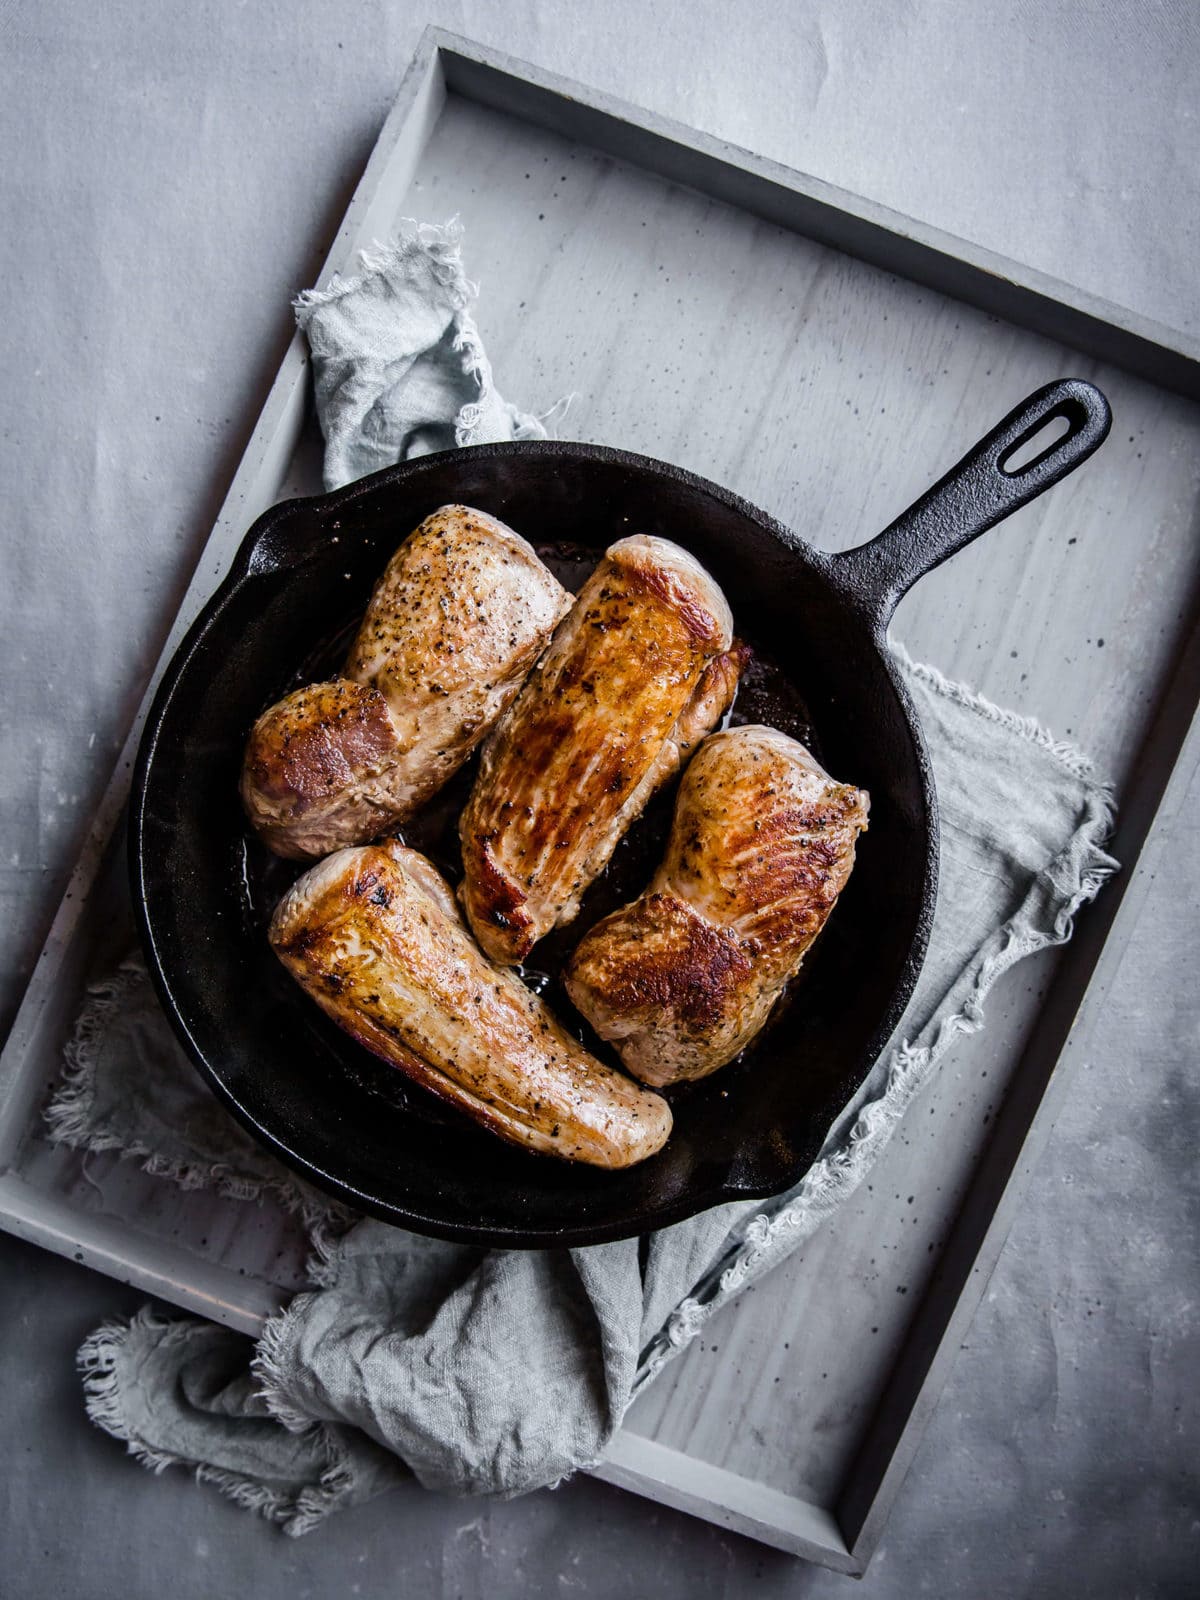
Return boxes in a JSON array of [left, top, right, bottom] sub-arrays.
[[131, 378, 1110, 1247]]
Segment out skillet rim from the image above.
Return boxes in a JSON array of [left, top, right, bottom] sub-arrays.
[[128, 439, 938, 1247]]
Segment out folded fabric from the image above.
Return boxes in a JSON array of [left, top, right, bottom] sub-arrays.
[[49, 223, 1118, 1533], [294, 218, 545, 489], [57, 654, 1116, 1531]]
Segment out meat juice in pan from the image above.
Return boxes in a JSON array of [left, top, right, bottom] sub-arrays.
[[237, 541, 833, 1125]]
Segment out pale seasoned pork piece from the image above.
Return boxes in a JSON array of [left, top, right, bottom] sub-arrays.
[[458, 535, 743, 965], [269, 841, 672, 1168], [241, 505, 572, 860], [564, 725, 869, 1086]]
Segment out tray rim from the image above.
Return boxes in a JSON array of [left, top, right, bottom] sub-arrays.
[[1, 26, 1198, 1575]]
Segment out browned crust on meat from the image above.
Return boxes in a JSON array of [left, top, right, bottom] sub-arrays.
[[568, 893, 753, 1031], [674, 641, 750, 759], [242, 679, 395, 810], [313, 1004, 570, 1154], [343, 505, 571, 693], [241, 506, 570, 860], [457, 832, 536, 956], [270, 844, 672, 1167], [564, 726, 869, 1085], [613, 549, 728, 650], [459, 538, 737, 963], [714, 791, 865, 952], [666, 737, 867, 956]]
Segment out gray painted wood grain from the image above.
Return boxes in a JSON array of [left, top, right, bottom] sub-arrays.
[[2, 28, 1199, 1574], [2, 2, 1199, 1591]]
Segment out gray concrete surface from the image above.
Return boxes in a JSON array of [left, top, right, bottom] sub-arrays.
[[1, 2, 1197, 1594]]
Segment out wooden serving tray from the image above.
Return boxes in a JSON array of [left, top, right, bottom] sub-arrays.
[[2, 30, 1198, 1575]]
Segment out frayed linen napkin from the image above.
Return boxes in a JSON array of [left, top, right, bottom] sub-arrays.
[[47, 223, 1118, 1534], [294, 219, 547, 489]]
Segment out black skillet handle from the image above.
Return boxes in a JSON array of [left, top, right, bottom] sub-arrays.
[[833, 379, 1111, 631]]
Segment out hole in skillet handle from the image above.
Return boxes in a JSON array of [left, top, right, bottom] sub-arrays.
[[991, 385, 1110, 490], [998, 411, 1073, 475]]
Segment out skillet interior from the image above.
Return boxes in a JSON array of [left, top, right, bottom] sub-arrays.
[[131, 443, 933, 1246]]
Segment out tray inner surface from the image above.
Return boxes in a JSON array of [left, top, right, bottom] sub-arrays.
[[5, 73, 1199, 1543]]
